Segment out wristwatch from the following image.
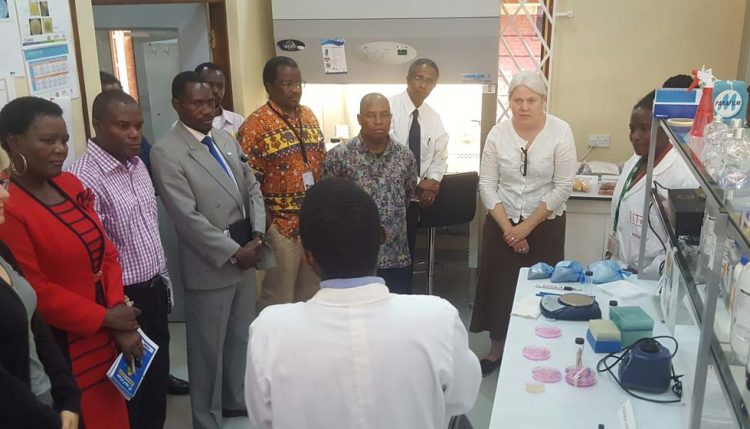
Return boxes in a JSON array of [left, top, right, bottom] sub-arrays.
[[230, 256, 239, 265]]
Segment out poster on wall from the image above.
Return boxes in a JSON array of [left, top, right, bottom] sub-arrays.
[[321, 38, 348, 75], [23, 43, 78, 98], [15, 0, 69, 47], [0, 0, 27, 76], [15, 0, 79, 98]]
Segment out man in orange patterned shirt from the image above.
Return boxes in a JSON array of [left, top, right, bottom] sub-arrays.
[[238, 56, 326, 312]]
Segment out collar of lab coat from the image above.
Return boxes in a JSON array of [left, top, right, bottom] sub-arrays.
[[623, 148, 679, 197], [309, 283, 391, 307]]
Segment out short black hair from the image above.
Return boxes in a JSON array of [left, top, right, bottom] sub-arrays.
[[194, 62, 223, 75], [262, 56, 298, 84], [408, 58, 440, 78], [662, 74, 693, 89], [172, 71, 205, 100], [633, 90, 656, 112], [92, 90, 138, 121], [100, 71, 122, 88], [0, 96, 62, 151], [300, 178, 382, 279]]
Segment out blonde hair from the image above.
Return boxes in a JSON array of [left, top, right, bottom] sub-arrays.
[[508, 70, 547, 99]]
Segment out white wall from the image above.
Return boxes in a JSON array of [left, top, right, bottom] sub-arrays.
[[92, 4, 210, 72], [272, 0, 497, 20], [549, 0, 746, 164]]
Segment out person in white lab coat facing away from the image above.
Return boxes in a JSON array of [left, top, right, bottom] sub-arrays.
[[244, 177, 481, 429], [609, 90, 699, 274]]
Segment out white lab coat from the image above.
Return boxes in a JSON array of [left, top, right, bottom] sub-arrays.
[[244, 283, 482, 429], [610, 148, 699, 273]]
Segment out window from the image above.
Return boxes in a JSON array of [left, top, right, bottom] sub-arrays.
[[498, 0, 555, 122]]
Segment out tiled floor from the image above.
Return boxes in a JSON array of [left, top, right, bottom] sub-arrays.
[[164, 225, 498, 429]]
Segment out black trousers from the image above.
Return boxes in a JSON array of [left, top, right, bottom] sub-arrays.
[[125, 277, 171, 429], [378, 266, 412, 295]]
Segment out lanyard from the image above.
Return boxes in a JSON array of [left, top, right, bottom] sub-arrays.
[[267, 102, 309, 165], [612, 158, 644, 232]]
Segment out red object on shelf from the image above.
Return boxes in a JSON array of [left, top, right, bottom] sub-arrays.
[[691, 86, 714, 137], [689, 67, 715, 137]]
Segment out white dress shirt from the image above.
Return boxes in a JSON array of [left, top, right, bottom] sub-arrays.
[[244, 280, 481, 429], [389, 91, 449, 181], [479, 114, 577, 222], [181, 121, 240, 188], [212, 108, 245, 137]]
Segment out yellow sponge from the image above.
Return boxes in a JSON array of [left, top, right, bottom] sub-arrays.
[[589, 319, 621, 342]]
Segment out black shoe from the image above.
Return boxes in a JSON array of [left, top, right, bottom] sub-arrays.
[[480, 357, 502, 377], [222, 409, 248, 418], [167, 374, 189, 395]]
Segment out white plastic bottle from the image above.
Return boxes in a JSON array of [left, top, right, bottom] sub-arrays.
[[731, 255, 749, 315], [731, 261, 750, 363]]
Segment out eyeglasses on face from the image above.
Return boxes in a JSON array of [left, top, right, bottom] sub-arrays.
[[275, 80, 305, 89], [520, 147, 528, 177]]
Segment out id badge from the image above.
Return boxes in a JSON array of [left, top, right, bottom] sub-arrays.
[[606, 231, 620, 260], [302, 171, 315, 190]]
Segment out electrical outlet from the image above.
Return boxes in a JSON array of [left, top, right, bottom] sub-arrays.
[[588, 134, 611, 148]]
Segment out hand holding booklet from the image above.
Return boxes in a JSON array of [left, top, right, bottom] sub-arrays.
[[106, 328, 159, 400]]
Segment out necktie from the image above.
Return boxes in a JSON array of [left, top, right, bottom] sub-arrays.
[[201, 135, 230, 177], [408, 109, 421, 176]]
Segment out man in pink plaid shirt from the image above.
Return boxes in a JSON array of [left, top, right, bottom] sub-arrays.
[[68, 90, 172, 429]]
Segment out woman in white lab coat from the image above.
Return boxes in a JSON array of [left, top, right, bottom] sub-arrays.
[[610, 91, 699, 274]]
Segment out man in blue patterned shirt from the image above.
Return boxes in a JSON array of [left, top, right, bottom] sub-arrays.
[[323, 93, 418, 294]]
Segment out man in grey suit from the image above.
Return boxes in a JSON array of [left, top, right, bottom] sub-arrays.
[[150, 71, 269, 429]]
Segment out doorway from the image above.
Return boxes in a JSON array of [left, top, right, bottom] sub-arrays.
[[96, 29, 181, 144]]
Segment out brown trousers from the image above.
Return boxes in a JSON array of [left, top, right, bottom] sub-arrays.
[[470, 213, 566, 340]]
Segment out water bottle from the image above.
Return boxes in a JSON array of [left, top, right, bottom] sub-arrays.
[[719, 128, 750, 193], [731, 262, 750, 363], [701, 115, 729, 179], [731, 255, 749, 315]]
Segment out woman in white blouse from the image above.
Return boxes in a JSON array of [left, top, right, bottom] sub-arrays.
[[470, 71, 577, 376]]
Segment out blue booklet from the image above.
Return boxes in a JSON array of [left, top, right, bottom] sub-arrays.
[[106, 328, 159, 400]]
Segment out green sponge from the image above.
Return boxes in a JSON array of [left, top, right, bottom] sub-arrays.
[[609, 306, 654, 347]]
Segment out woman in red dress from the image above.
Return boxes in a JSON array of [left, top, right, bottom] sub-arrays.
[[0, 97, 142, 429]]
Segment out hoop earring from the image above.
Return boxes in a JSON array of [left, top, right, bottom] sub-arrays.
[[10, 153, 28, 176]]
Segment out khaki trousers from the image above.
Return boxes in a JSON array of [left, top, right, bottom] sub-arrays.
[[257, 225, 320, 312]]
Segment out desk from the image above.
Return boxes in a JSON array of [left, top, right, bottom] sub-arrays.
[[489, 268, 696, 428]]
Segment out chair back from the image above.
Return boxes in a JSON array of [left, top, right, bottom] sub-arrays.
[[419, 172, 479, 228]]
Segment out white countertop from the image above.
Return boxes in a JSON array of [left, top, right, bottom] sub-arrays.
[[570, 191, 613, 201], [569, 175, 616, 201], [489, 269, 696, 429]]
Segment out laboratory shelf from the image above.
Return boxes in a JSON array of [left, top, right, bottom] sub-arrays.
[[641, 119, 750, 428]]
